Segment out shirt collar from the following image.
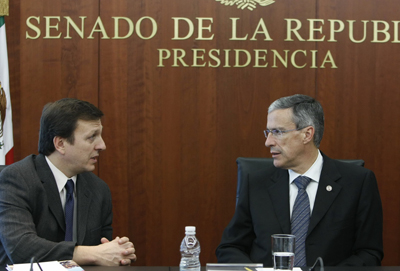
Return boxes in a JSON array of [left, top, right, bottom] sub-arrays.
[[289, 150, 323, 183], [45, 156, 77, 193]]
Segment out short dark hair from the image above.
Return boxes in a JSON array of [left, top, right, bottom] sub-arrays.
[[38, 98, 104, 155], [268, 94, 324, 148]]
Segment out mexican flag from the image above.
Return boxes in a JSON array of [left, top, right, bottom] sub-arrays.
[[0, 16, 14, 165]]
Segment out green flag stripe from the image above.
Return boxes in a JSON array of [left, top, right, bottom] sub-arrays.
[[0, 16, 4, 28]]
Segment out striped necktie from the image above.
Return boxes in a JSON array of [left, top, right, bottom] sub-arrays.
[[64, 179, 74, 241], [291, 176, 312, 267]]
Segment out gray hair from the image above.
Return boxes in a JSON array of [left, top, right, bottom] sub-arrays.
[[268, 94, 324, 148]]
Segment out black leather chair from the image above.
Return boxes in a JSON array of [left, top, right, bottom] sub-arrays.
[[235, 157, 365, 206]]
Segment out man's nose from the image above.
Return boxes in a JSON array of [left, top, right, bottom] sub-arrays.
[[265, 133, 275, 148], [96, 136, 107, 151]]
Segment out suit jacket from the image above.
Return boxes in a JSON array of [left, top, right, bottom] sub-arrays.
[[216, 153, 383, 266], [0, 154, 113, 268]]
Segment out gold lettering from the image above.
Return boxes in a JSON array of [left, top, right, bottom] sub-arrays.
[[26, 16, 41, 39], [172, 17, 194, 40], [372, 20, 390, 43], [64, 16, 86, 39], [348, 20, 368, 43], [328, 19, 345, 42], [155, 48, 336, 69], [310, 50, 318, 68], [250, 19, 273, 41], [234, 49, 251, 67], [172, 49, 189, 67], [113, 17, 134, 39], [284, 19, 305, 41], [230, 18, 248, 40], [224, 49, 231, 67], [88, 17, 109, 39], [291, 50, 307, 68], [254, 49, 268, 67], [136, 16, 157, 40], [320, 50, 337, 68], [196, 17, 214, 40], [157, 49, 171, 67], [209, 49, 221, 68], [308, 19, 325, 41], [271, 50, 289, 68], [44, 16, 61, 39], [192, 49, 207, 67], [393, 21, 400, 43]]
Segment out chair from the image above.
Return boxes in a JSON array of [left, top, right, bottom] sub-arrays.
[[236, 157, 365, 206]]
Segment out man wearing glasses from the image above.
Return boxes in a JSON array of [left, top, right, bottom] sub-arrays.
[[216, 94, 383, 266]]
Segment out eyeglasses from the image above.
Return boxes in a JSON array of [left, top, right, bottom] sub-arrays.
[[263, 127, 306, 138]]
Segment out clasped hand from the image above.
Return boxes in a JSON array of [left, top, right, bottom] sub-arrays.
[[99, 236, 137, 266]]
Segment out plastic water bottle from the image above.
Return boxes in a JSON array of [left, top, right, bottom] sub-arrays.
[[179, 226, 201, 271]]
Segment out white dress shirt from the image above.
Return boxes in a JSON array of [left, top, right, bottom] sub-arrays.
[[288, 150, 323, 218], [45, 156, 78, 243]]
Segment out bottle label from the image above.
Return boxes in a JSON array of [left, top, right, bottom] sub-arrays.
[[185, 236, 197, 248]]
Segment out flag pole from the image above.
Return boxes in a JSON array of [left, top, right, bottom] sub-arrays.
[[0, 6, 14, 165]]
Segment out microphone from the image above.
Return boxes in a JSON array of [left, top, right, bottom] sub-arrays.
[[30, 257, 43, 271], [309, 257, 324, 271]]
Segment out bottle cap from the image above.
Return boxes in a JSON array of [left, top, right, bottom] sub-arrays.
[[185, 226, 196, 234]]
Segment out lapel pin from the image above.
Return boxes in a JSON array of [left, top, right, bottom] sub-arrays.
[[326, 185, 332, 192]]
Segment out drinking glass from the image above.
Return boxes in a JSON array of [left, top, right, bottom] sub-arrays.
[[271, 234, 296, 271]]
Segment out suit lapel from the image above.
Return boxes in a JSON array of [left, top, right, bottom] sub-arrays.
[[34, 154, 66, 232], [308, 155, 342, 234], [267, 169, 291, 233], [76, 173, 92, 243]]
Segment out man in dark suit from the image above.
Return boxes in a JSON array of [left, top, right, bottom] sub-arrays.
[[216, 94, 383, 266], [0, 98, 137, 268]]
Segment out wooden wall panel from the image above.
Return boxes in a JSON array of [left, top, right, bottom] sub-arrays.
[[4, 0, 20, 159], [15, 0, 100, 161], [6, 0, 400, 267], [316, 0, 400, 265], [97, 0, 131, 242], [95, 0, 320, 266]]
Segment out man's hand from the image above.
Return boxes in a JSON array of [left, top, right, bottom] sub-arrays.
[[73, 236, 137, 266], [101, 236, 137, 265]]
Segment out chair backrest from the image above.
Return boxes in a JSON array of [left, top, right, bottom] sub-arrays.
[[235, 157, 365, 206]]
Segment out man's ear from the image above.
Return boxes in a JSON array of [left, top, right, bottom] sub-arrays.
[[53, 136, 66, 154], [303, 126, 315, 145]]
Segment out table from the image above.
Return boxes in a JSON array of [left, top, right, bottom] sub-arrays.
[[81, 267, 400, 271], [82, 267, 169, 271]]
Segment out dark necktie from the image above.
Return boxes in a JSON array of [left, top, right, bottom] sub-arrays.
[[64, 179, 74, 241], [291, 176, 312, 267]]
